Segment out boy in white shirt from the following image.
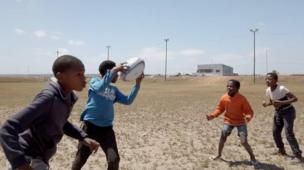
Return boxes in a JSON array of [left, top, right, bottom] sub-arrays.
[[263, 72, 303, 162]]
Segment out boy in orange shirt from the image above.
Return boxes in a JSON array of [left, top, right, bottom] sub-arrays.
[[206, 79, 257, 164]]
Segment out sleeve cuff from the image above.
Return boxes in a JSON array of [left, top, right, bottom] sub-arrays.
[[79, 131, 88, 141], [11, 155, 29, 169]]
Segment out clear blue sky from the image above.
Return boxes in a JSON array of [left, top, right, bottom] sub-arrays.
[[0, 0, 303, 75]]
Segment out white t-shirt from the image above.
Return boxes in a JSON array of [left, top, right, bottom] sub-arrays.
[[265, 85, 290, 101]]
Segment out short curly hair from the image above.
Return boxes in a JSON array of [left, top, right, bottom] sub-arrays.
[[52, 55, 84, 76], [228, 79, 240, 89], [267, 72, 278, 81], [99, 60, 116, 76]]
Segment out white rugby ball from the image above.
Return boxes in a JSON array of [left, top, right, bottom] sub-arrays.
[[120, 57, 145, 81]]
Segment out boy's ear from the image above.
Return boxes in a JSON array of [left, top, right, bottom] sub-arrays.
[[55, 72, 63, 81]]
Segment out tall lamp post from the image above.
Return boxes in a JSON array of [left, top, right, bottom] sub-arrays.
[[164, 38, 169, 81], [106, 45, 111, 60], [250, 28, 258, 84], [56, 50, 59, 57], [266, 48, 269, 74]]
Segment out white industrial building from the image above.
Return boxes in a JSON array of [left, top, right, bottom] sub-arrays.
[[196, 64, 234, 76]]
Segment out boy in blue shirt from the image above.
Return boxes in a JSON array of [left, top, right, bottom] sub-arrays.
[[72, 60, 144, 170]]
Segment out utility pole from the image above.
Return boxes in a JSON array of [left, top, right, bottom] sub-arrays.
[[250, 28, 258, 84], [164, 38, 169, 81], [56, 50, 59, 57], [266, 48, 269, 74], [106, 45, 111, 60]]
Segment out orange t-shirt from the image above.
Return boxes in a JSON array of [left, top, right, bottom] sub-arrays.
[[210, 92, 254, 125]]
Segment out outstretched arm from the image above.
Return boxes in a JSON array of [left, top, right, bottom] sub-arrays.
[[63, 122, 99, 153], [115, 85, 140, 105], [206, 98, 225, 121], [243, 98, 254, 123], [115, 73, 144, 105]]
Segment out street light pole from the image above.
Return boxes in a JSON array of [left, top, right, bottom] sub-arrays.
[[164, 38, 169, 81], [56, 50, 59, 57], [106, 45, 111, 60], [266, 48, 269, 74], [250, 28, 258, 84]]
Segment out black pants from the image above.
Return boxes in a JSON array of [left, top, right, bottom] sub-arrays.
[[273, 106, 302, 156], [71, 121, 120, 170]]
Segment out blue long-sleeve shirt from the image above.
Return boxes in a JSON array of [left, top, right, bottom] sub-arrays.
[[81, 70, 140, 127]]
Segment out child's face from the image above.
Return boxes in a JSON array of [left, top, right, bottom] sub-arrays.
[[226, 81, 238, 96], [265, 75, 277, 87], [58, 66, 86, 92]]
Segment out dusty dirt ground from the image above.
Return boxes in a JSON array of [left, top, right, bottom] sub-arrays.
[[1, 76, 304, 170]]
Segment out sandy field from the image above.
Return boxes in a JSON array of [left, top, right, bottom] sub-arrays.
[[0, 76, 304, 170]]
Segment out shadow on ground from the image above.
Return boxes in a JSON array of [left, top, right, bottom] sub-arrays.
[[223, 159, 285, 170]]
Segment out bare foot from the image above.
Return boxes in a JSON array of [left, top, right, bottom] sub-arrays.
[[294, 154, 304, 163], [210, 155, 222, 160]]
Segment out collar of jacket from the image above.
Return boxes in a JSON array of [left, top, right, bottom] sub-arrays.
[[49, 77, 78, 104]]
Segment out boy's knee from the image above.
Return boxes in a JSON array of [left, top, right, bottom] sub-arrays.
[[239, 134, 247, 145], [272, 129, 280, 136], [108, 156, 120, 164], [222, 125, 234, 139], [31, 158, 49, 170], [285, 130, 295, 140], [221, 130, 230, 139], [220, 134, 228, 142], [107, 148, 120, 164]]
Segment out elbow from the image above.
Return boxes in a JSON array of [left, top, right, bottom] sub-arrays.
[[125, 99, 135, 105], [0, 128, 4, 140], [0, 126, 9, 143], [0, 122, 8, 136], [291, 96, 298, 103], [125, 101, 133, 105]]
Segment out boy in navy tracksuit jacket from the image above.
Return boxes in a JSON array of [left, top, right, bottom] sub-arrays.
[[0, 55, 99, 170]]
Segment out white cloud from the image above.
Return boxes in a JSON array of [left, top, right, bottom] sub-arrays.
[[50, 35, 60, 40], [50, 32, 63, 40], [53, 31, 63, 35], [214, 53, 251, 66], [210, 47, 272, 75], [15, 29, 63, 40], [82, 53, 107, 73], [249, 22, 265, 31], [135, 47, 175, 74], [179, 49, 205, 56], [15, 28, 25, 35], [137, 47, 174, 61], [136, 47, 207, 74], [34, 30, 47, 38], [257, 22, 265, 28], [68, 40, 85, 46]]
